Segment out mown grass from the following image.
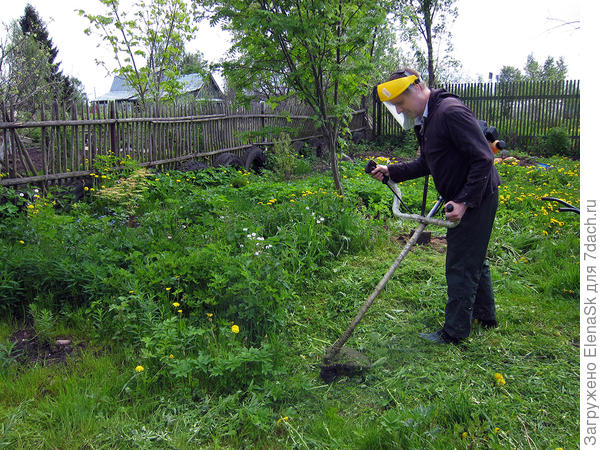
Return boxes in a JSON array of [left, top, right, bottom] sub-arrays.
[[0, 151, 579, 448]]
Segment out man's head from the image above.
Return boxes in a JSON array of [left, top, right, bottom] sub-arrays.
[[377, 68, 430, 129]]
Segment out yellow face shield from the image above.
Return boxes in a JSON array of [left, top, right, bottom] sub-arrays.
[[377, 75, 417, 102]]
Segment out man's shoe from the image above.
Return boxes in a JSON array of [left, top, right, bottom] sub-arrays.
[[474, 319, 498, 329], [418, 329, 457, 344]]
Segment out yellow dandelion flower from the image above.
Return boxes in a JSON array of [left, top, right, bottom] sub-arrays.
[[206, 313, 213, 318], [172, 302, 180, 307], [231, 324, 240, 334], [18, 240, 25, 244], [494, 427, 500, 434], [135, 365, 144, 372], [494, 373, 506, 385], [27, 204, 34, 209], [165, 287, 171, 291], [129, 290, 134, 294], [84, 186, 89, 191], [461, 431, 468, 438], [177, 309, 182, 313], [277, 416, 289, 426], [169, 354, 174, 359]]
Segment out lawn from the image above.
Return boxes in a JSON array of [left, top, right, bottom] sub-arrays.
[[0, 147, 579, 448]]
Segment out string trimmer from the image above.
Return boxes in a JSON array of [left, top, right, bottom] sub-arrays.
[[320, 160, 459, 382]]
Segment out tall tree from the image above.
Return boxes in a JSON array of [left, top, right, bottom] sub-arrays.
[[1, 22, 54, 116], [496, 65, 522, 83], [523, 54, 568, 82], [80, 0, 197, 107], [19, 4, 74, 102], [395, 0, 459, 86], [198, 0, 390, 195]]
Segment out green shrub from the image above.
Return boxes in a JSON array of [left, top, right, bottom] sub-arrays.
[[538, 126, 571, 157], [29, 303, 55, 346], [265, 133, 297, 179]]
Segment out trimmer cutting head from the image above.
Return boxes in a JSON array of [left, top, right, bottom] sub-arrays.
[[320, 347, 371, 383]]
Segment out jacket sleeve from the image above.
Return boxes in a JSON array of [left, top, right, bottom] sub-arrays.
[[444, 105, 495, 208], [387, 155, 430, 183]]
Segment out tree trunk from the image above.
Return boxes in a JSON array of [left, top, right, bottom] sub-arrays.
[[424, 5, 435, 87], [323, 126, 344, 196]]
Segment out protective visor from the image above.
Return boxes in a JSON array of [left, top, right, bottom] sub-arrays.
[[377, 75, 418, 131], [377, 75, 417, 102]]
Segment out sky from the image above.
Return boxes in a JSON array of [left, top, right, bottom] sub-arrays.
[[0, 0, 586, 99]]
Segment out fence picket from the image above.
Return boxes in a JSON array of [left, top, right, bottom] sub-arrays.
[[0, 82, 579, 187]]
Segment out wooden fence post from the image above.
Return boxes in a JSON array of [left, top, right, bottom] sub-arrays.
[[109, 102, 117, 154]]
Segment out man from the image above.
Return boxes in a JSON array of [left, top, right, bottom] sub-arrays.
[[370, 68, 501, 344]]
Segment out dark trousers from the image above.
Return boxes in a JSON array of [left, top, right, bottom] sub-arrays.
[[443, 190, 498, 340]]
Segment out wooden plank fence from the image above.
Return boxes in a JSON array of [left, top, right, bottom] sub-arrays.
[[372, 80, 580, 154], [0, 99, 367, 187]]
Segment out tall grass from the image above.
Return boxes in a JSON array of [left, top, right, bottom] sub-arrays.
[[0, 152, 579, 448]]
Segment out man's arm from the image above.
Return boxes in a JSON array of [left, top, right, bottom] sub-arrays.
[[387, 156, 430, 183], [445, 105, 495, 208]]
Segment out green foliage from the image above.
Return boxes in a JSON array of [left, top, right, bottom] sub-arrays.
[[537, 126, 571, 157], [19, 5, 76, 103], [0, 22, 54, 114], [0, 341, 20, 370], [500, 54, 568, 83], [28, 303, 55, 346], [205, 0, 390, 193], [79, 0, 197, 107], [395, 0, 461, 85], [265, 133, 296, 179], [0, 150, 579, 448]]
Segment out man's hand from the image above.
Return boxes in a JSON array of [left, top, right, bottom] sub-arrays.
[[370, 165, 389, 182], [445, 201, 467, 221]]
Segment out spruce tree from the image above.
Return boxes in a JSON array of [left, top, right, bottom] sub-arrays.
[[19, 4, 74, 101]]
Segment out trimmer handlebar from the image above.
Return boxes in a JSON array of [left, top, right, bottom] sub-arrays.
[[365, 159, 389, 184], [541, 196, 580, 214], [365, 159, 456, 226]]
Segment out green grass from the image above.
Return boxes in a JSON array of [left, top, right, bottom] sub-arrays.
[[0, 152, 579, 448]]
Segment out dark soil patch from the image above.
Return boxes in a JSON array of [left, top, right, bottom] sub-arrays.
[[395, 233, 447, 253], [9, 328, 82, 366], [517, 156, 538, 167]]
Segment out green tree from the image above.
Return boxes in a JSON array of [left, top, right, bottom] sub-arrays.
[[198, 0, 390, 195], [497, 65, 522, 83], [541, 56, 567, 81], [520, 54, 568, 82], [80, 0, 197, 108], [178, 50, 208, 75], [395, 0, 460, 86], [523, 54, 541, 81], [19, 4, 75, 103], [0, 22, 53, 116]]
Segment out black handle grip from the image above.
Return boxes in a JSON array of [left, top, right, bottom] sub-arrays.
[[445, 204, 454, 212], [365, 159, 389, 184]]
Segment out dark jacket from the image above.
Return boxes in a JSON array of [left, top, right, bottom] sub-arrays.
[[388, 89, 501, 208]]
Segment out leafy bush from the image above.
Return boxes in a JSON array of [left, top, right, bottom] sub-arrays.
[[537, 126, 571, 157], [265, 133, 297, 179], [28, 303, 55, 346]]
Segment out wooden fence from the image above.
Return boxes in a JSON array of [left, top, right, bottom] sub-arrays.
[[373, 80, 580, 153], [0, 99, 367, 187]]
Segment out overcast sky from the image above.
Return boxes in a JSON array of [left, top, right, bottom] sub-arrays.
[[0, 0, 586, 98]]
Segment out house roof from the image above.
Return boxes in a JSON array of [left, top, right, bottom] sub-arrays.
[[94, 73, 223, 102]]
